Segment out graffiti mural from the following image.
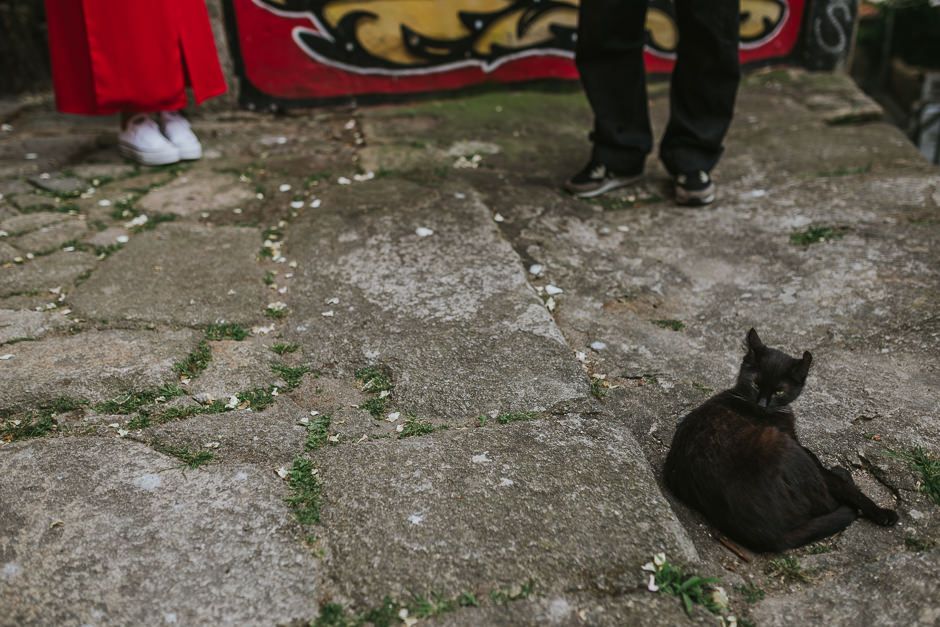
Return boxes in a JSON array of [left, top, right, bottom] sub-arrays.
[[226, 0, 807, 107]]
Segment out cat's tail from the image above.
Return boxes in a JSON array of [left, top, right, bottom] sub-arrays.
[[780, 505, 857, 550]]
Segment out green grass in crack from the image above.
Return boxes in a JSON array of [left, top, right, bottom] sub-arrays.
[[590, 378, 608, 399], [735, 583, 765, 604], [271, 363, 310, 390], [286, 456, 322, 525], [173, 340, 212, 379], [647, 555, 726, 617], [205, 322, 249, 341], [489, 580, 534, 605], [359, 396, 387, 418], [305, 414, 332, 451], [887, 447, 940, 505], [398, 415, 440, 439], [765, 556, 810, 583], [152, 441, 214, 469], [237, 387, 275, 411], [494, 411, 538, 424], [94, 384, 184, 414], [790, 225, 848, 246], [271, 342, 299, 355], [652, 319, 685, 331], [355, 366, 392, 394], [0, 397, 83, 442]]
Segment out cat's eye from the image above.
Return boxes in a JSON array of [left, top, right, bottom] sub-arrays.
[[774, 390, 786, 397]]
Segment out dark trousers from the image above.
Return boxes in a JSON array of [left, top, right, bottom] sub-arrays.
[[576, 0, 741, 175]]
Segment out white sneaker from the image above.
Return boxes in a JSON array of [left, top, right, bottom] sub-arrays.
[[159, 111, 202, 160], [118, 114, 181, 166]]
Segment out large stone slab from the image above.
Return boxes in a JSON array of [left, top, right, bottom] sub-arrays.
[[8, 216, 87, 254], [0, 309, 70, 344], [0, 437, 319, 625], [751, 552, 939, 626], [0, 329, 197, 410], [314, 417, 698, 609], [0, 251, 97, 298], [284, 179, 588, 422], [137, 170, 255, 216], [70, 223, 266, 325]]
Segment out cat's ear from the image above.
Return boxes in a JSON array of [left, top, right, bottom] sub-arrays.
[[792, 351, 813, 382], [744, 328, 764, 362]]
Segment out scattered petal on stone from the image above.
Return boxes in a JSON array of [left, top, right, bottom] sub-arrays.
[[204, 441, 221, 449], [493, 213, 505, 223], [353, 171, 375, 182], [395, 424, 404, 433], [276, 466, 289, 479], [116, 235, 130, 244], [0, 123, 12, 132], [499, 477, 514, 487], [617, 225, 630, 233], [378, 390, 390, 399], [278, 184, 292, 193], [545, 297, 556, 312], [290, 200, 304, 209], [124, 215, 149, 229], [327, 434, 339, 443], [0, 354, 14, 361], [742, 189, 768, 199], [225, 395, 239, 409], [233, 207, 243, 214], [321, 310, 334, 317], [117, 429, 129, 438], [309, 410, 320, 417], [0, 230, 7, 237], [310, 199, 322, 208], [641, 562, 656, 573], [454, 192, 466, 199], [415, 227, 434, 237], [590, 341, 607, 351], [108, 423, 120, 429], [267, 301, 288, 312], [647, 574, 659, 592], [98, 199, 112, 207], [25, 152, 38, 160], [407, 513, 424, 525], [575, 351, 587, 362], [471, 452, 491, 464], [337, 176, 352, 185], [529, 263, 543, 276], [252, 324, 275, 335], [288, 260, 298, 268], [653, 552, 666, 567], [326, 297, 339, 305], [344, 119, 356, 130], [386, 412, 401, 422], [228, 289, 237, 295], [545, 284, 563, 296]]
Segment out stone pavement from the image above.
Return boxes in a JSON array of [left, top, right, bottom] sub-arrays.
[[1, 69, 938, 626]]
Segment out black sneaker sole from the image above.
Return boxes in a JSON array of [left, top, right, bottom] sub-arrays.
[[675, 182, 716, 206], [565, 174, 642, 199]]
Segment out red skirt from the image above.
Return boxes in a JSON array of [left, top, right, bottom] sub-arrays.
[[45, 0, 227, 115]]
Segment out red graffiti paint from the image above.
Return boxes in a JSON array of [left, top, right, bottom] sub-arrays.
[[229, 0, 806, 107]]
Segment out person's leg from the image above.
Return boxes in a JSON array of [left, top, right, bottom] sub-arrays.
[[566, 0, 650, 197], [660, 0, 740, 203]]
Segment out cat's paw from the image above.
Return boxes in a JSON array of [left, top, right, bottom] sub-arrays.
[[870, 507, 899, 527], [830, 466, 853, 482]]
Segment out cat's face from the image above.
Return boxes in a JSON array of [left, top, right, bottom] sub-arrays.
[[734, 328, 812, 409]]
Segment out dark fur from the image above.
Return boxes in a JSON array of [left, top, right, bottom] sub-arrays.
[[664, 329, 898, 552]]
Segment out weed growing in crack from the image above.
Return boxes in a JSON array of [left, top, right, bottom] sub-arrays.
[[735, 583, 765, 604], [355, 366, 392, 394], [237, 387, 276, 411], [644, 553, 731, 618], [286, 456, 322, 525], [398, 415, 439, 438], [652, 319, 685, 331], [495, 411, 538, 424], [305, 414, 332, 451], [271, 342, 299, 355], [590, 378, 608, 399], [271, 363, 311, 390], [205, 322, 249, 341], [789, 225, 848, 246], [173, 340, 212, 379], [887, 447, 940, 505], [152, 441, 214, 469], [359, 396, 387, 418], [95, 384, 184, 414], [765, 556, 810, 584]]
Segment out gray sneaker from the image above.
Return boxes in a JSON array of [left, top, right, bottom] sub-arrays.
[[564, 160, 642, 198], [675, 170, 716, 206]]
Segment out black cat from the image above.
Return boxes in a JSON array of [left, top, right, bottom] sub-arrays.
[[664, 329, 898, 552]]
